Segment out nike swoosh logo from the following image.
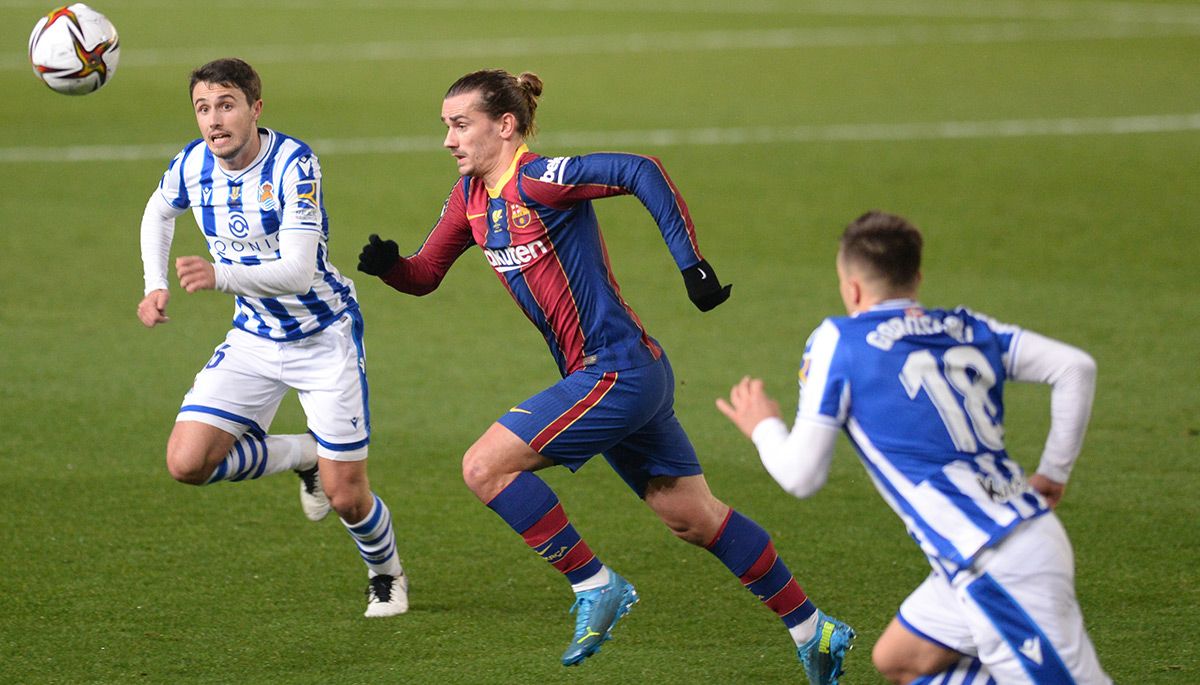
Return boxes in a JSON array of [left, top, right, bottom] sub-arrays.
[[509, 407, 532, 414], [467, 212, 487, 219], [698, 268, 708, 280]]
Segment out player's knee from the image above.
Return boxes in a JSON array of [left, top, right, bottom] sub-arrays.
[[165, 448, 211, 485], [327, 488, 371, 523], [460, 447, 494, 497], [871, 640, 914, 684], [664, 520, 708, 546]]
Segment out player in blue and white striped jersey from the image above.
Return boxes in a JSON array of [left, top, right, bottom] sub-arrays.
[[719, 211, 1110, 684], [136, 58, 407, 617]]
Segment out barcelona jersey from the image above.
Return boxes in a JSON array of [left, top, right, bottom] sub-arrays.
[[382, 145, 706, 376]]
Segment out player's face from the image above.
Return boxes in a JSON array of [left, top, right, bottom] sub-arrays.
[[192, 82, 262, 170], [441, 92, 506, 182]]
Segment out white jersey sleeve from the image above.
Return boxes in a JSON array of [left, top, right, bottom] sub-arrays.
[[140, 191, 186, 294], [751, 416, 839, 499], [213, 229, 319, 298], [1007, 330, 1097, 483], [748, 319, 846, 499]]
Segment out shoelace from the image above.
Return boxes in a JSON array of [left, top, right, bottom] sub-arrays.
[[297, 467, 320, 495], [367, 575, 394, 603], [568, 593, 598, 636]]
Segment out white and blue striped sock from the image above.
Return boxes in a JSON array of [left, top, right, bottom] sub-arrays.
[[204, 434, 317, 484], [342, 494, 403, 577]]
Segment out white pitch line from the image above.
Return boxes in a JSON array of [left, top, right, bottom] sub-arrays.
[[5, 20, 1200, 72], [3, 113, 1198, 164], [5, 0, 1198, 24]]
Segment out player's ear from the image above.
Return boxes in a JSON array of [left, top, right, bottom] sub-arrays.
[[498, 112, 518, 140], [251, 99, 263, 121]]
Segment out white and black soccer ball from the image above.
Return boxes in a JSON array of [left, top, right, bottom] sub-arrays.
[[28, 3, 120, 95]]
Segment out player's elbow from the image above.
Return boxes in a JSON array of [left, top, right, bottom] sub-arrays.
[[1074, 350, 1097, 383], [772, 468, 827, 500], [783, 474, 827, 500], [279, 269, 316, 296]]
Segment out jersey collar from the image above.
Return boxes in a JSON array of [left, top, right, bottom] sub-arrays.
[[853, 298, 921, 317], [215, 128, 273, 181], [486, 143, 529, 199]]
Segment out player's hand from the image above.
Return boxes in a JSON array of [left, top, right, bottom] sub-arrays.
[[358, 234, 400, 276], [137, 289, 170, 327], [716, 376, 782, 439], [175, 256, 216, 293], [682, 258, 732, 312], [1029, 474, 1066, 509]]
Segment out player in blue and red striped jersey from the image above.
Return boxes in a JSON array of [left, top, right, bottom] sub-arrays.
[[357, 69, 854, 681]]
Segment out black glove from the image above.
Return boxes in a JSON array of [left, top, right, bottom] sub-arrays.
[[357, 234, 400, 276], [682, 258, 732, 312]]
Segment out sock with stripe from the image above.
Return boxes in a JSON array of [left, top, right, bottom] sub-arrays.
[[486, 471, 604, 590], [342, 493, 403, 577], [706, 509, 818, 643], [203, 433, 317, 484]]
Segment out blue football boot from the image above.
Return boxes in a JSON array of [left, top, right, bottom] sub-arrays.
[[561, 571, 639, 666], [797, 610, 856, 685]]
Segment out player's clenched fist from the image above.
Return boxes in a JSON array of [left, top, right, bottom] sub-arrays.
[[176, 256, 216, 293], [137, 289, 171, 327], [357, 234, 400, 276]]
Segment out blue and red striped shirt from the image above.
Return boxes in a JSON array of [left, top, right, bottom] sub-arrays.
[[382, 146, 707, 376]]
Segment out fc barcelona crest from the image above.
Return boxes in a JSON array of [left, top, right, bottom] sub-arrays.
[[511, 203, 532, 229]]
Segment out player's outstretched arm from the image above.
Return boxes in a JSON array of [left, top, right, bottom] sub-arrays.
[[718, 376, 838, 499], [137, 289, 170, 327]]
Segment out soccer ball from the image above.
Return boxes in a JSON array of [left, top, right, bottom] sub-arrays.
[[28, 4, 120, 95]]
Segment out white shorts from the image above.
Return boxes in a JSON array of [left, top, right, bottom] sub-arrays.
[[176, 309, 371, 461], [897, 513, 1110, 684]]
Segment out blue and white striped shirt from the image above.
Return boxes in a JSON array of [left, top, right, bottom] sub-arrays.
[[155, 128, 356, 340], [798, 300, 1048, 577]]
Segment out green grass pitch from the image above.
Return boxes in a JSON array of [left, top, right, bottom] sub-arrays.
[[1, 1, 1197, 682]]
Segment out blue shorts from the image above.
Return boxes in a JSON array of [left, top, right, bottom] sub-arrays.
[[497, 355, 702, 497]]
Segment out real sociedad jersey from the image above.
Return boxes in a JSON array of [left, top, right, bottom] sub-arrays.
[[798, 300, 1049, 577], [156, 127, 356, 341], [383, 145, 706, 376]]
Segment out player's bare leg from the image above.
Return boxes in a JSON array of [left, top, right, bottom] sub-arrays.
[[641, 473, 727, 544], [165, 421, 238, 484], [872, 617, 961, 684], [464, 423, 637, 666], [645, 473, 855, 685], [167, 421, 326, 518], [321, 455, 408, 617]]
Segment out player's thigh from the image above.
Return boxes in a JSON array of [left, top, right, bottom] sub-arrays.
[[893, 569, 978, 660], [287, 313, 370, 461], [601, 358, 703, 498], [872, 611, 963, 682], [497, 365, 660, 470], [165, 420, 240, 480], [176, 330, 288, 441], [959, 515, 1110, 684]]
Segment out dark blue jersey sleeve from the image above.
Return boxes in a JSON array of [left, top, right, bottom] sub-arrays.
[[519, 152, 704, 271]]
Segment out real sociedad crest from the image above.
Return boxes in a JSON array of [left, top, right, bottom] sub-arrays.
[[258, 182, 276, 211]]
